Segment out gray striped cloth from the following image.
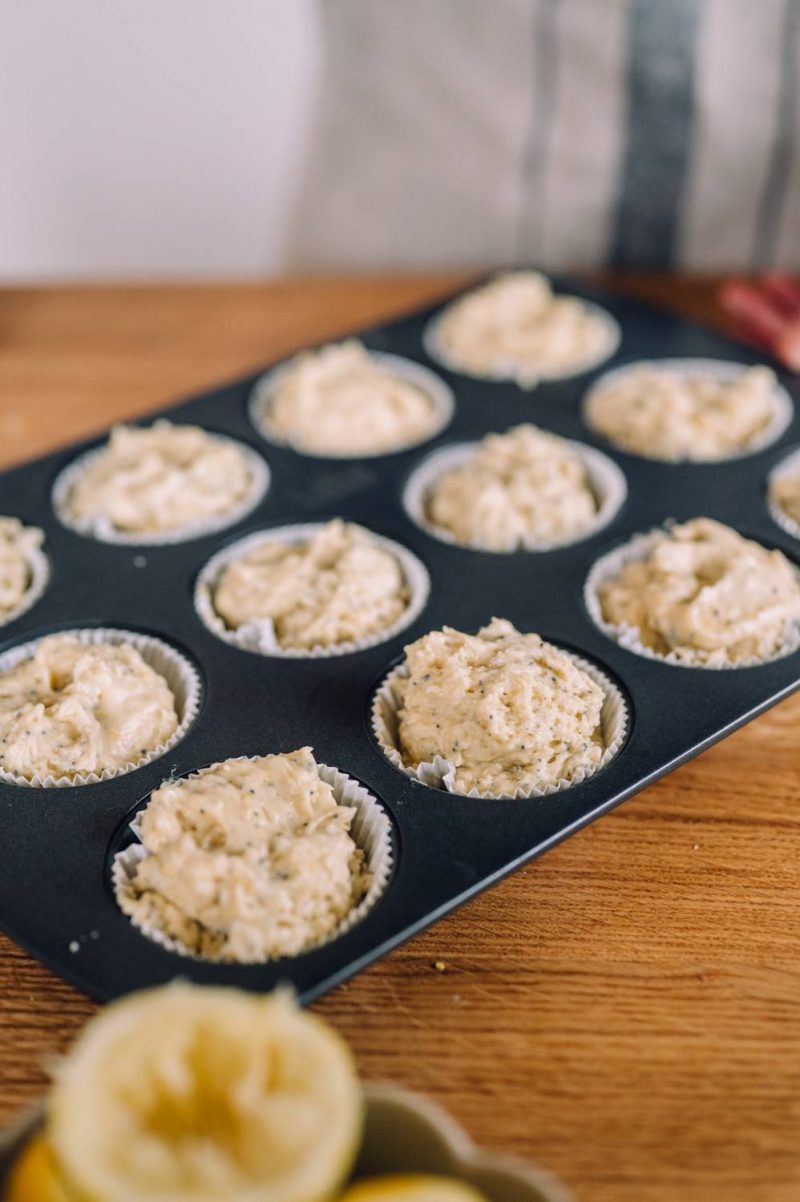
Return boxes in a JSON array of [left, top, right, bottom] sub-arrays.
[[286, 0, 800, 270]]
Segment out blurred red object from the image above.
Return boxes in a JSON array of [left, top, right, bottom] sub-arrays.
[[720, 274, 800, 371]]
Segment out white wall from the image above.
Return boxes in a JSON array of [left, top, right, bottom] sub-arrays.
[[0, 1, 319, 279]]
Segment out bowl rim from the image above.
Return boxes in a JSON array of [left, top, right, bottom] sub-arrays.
[[0, 1085, 572, 1202]]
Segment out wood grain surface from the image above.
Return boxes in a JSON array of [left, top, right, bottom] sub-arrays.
[[1, 274, 798, 1202]]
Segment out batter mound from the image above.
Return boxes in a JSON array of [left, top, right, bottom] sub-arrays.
[[426, 424, 598, 550], [597, 518, 800, 664], [434, 272, 615, 386], [262, 340, 441, 456], [116, 748, 369, 963], [770, 472, 800, 529], [213, 519, 410, 651], [585, 364, 777, 461], [393, 618, 607, 796], [0, 635, 178, 780], [0, 517, 43, 623], [63, 421, 255, 535]]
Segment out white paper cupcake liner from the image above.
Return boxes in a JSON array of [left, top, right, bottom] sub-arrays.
[[248, 349, 455, 458], [767, 445, 800, 540], [584, 525, 800, 669], [194, 522, 431, 659], [0, 532, 49, 629], [402, 437, 627, 553], [371, 648, 629, 800], [52, 434, 270, 545], [112, 758, 394, 962], [0, 628, 202, 788], [582, 358, 794, 462], [423, 296, 621, 389]]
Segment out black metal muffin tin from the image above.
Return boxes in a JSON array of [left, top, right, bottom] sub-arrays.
[[1, 276, 798, 1004]]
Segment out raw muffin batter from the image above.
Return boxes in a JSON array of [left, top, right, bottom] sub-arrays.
[[393, 618, 606, 796], [434, 271, 615, 386], [116, 748, 369, 962], [0, 635, 178, 780], [0, 516, 43, 622], [213, 519, 410, 650], [597, 518, 800, 665], [262, 340, 441, 455], [426, 424, 598, 550], [769, 472, 800, 529], [585, 364, 777, 461], [63, 421, 255, 535]]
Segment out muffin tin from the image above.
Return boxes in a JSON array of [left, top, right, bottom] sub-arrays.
[[1, 275, 799, 1004]]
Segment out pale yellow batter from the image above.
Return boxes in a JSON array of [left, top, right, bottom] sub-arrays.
[[585, 364, 777, 461], [213, 519, 410, 650], [770, 473, 800, 529], [116, 748, 369, 963], [393, 618, 606, 796], [262, 340, 441, 455], [597, 518, 800, 665], [63, 421, 255, 535], [0, 635, 178, 780], [426, 424, 598, 550], [0, 517, 43, 622], [434, 272, 615, 386]]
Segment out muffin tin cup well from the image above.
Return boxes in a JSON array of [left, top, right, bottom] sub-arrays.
[[0, 533, 49, 630], [582, 358, 794, 462], [402, 437, 627, 553], [371, 650, 629, 800], [0, 628, 202, 788], [111, 759, 394, 962], [423, 296, 621, 389], [584, 525, 800, 670], [767, 445, 800, 540], [51, 435, 271, 546], [248, 349, 455, 458], [194, 523, 431, 659]]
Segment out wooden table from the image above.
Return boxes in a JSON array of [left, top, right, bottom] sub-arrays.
[[1, 275, 799, 1202]]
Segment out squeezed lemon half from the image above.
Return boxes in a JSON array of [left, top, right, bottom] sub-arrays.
[[340, 1177, 488, 1202], [43, 984, 361, 1202], [5, 1134, 70, 1202]]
